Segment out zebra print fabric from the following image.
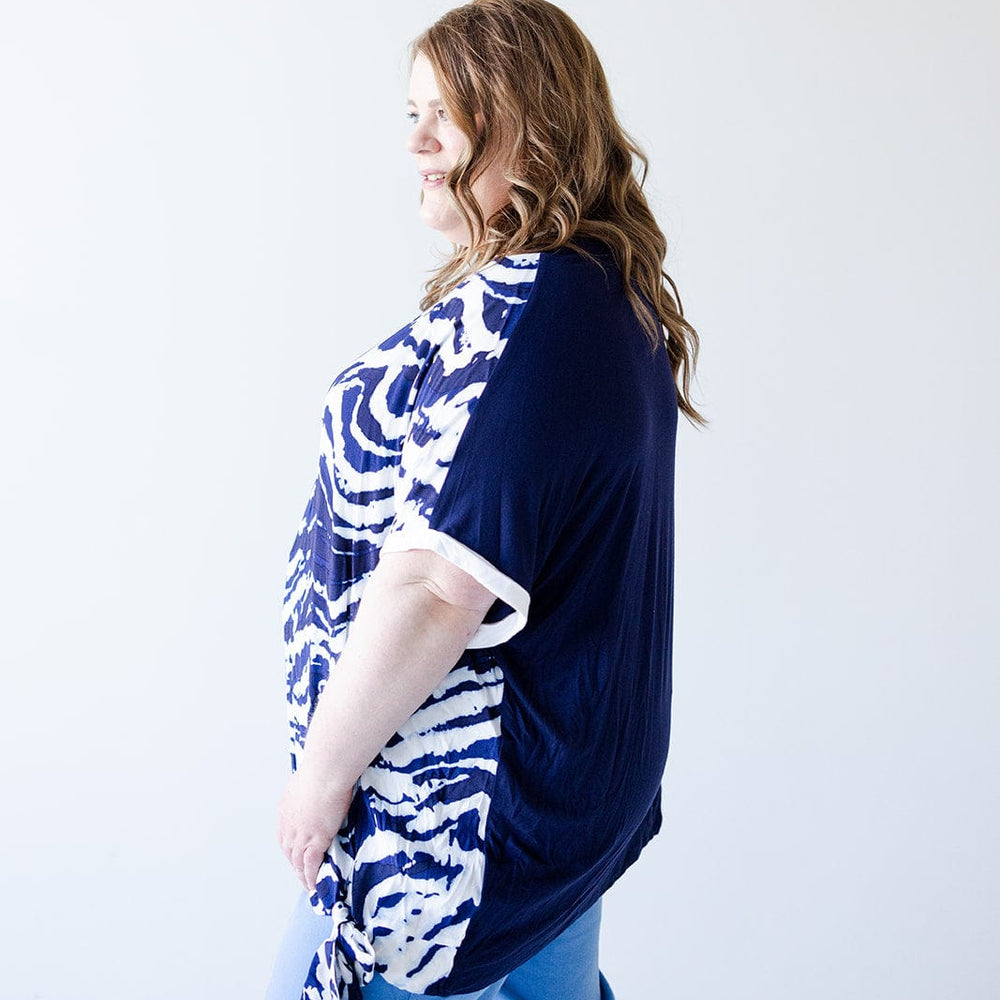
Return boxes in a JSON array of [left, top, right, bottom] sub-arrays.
[[283, 253, 541, 1000]]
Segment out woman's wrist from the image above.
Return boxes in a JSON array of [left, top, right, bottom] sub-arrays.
[[295, 745, 359, 793]]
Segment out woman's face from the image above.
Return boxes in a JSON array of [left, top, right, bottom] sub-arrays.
[[406, 51, 511, 246]]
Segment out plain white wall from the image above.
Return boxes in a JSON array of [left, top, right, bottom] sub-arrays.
[[1, 1, 997, 997]]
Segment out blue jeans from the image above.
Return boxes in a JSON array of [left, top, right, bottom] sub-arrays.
[[265, 891, 616, 1000]]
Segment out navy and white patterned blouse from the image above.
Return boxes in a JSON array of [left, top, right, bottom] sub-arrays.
[[283, 238, 677, 1000]]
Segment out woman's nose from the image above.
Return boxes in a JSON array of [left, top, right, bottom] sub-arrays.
[[407, 123, 441, 156]]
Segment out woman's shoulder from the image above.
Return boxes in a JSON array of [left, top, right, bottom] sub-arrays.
[[360, 240, 616, 371], [413, 252, 542, 347], [458, 251, 542, 301]]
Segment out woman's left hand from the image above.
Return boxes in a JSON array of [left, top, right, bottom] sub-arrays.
[[277, 769, 355, 894]]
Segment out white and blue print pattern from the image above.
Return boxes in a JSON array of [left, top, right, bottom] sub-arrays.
[[283, 253, 540, 1000]]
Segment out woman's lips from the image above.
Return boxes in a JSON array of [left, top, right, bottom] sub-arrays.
[[422, 172, 447, 189]]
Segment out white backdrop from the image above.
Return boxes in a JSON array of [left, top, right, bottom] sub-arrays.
[[1, 1, 997, 997]]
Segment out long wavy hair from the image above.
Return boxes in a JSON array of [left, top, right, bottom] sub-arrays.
[[410, 0, 706, 427]]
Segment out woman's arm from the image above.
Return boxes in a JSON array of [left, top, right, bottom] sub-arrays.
[[277, 548, 497, 893]]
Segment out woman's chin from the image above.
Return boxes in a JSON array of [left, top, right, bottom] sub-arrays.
[[418, 199, 463, 242]]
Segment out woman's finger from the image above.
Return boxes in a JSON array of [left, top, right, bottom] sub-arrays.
[[302, 842, 327, 895]]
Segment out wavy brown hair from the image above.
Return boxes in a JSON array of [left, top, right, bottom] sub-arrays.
[[410, 0, 706, 427]]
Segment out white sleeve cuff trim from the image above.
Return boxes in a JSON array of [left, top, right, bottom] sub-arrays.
[[380, 524, 530, 648]]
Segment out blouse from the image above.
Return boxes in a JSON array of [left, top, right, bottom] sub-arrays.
[[282, 238, 678, 999]]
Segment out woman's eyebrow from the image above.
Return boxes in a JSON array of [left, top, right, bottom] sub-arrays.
[[406, 98, 445, 109]]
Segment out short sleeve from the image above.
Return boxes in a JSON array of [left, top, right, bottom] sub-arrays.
[[379, 266, 567, 648]]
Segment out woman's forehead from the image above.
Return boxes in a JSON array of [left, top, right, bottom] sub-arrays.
[[408, 51, 442, 106]]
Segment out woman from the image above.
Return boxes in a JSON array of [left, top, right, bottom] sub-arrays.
[[270, 1, 704, 998]]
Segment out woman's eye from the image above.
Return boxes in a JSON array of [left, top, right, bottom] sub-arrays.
[[405, 108, 449, 124]]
